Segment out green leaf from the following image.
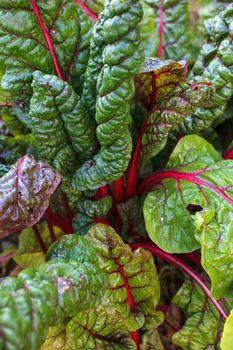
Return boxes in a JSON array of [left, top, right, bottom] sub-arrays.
[[0, 0, 92, 106], [30, 71, 96, 164], [73, 0, 144, 190], [179, 4, 233, 133], [172, 279, 223, 350], [73, 195, 112, 235], [0, 234, 106, 350], [65, 305, 141, 350], [140, 3, 158, 58], [86, 224, 163, 329], [139, 78, 215, 169], [0, 154, 60, 238], [221, 309, 233, 350], [13, 222, 63, 269], [143, 135, 233, 298], [146, 0, 191, 60]]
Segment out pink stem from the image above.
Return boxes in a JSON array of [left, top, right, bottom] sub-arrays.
[[224, 149, 233, 160], [131, 243, 228, 320], [29, 0, 63, 80], [74, 0, 98, 21], [33, 225, 47, 254]]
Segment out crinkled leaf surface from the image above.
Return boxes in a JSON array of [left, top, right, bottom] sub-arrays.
[[0, 0, 92, 105], [138, 79, 215, 169], [172, 279, 223, 350], [0, 154, 60, 238], [143, 135, 233, 298], [86, 224, 163, 329], [0, 234, 106, 350]]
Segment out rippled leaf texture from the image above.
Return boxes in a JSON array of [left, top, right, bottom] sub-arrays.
[[144, 135, 233, 298], [135, 58, 187, 111], [73, 0, 144, 190], [146, 0, 190, 60], [30, 71, 96, 163], [0, 0, 92, 107], [221, 309, 233, 350], [172, 279, 223, 350], [73, 195, 112, 235], [86, 224, 163, 329], [0, 234, 106, 350], [179, 4, 233, 133], [138, 79, 215, 169], [13, 222, 63, 269], [0, 154, 60, 238], [43, 305, 141, 350]]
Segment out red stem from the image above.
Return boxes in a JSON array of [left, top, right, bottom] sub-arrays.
[[138, 169, 233, 205], [95, 185, 108, 199], [112, 178, 124, 203], [224, 149, 233, 160], [44, 208, 73, 234], [47, 221, 57, 243], [33, 225, 47, 253], [131, 243, 228, 320], [126, 118, 149, 199], [114, 258, 140, 349], [29, 0, 63, 80], [158, 0, 164, 58], [74, 0, 98, 21]]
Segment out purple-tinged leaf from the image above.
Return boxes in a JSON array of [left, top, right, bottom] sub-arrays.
[[0, 154, 61, 238]]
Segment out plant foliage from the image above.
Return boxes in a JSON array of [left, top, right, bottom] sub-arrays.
[[0, 0, 232, 349]]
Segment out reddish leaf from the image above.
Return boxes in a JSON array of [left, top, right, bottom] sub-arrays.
[[0, 155, 61, 238]]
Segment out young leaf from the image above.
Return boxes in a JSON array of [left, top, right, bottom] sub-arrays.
[[86, 224, 163, 329], [139, 79, 215, 169], [72, 0, 144, 190], [172, 279, 223, 350], [73, 195, 112, 235], [0, 234, 106, 350], [0, 154, 61, 238], [135, 58, 187, 111], [143, 135, 233, 298], [179, 4, 233, 133]]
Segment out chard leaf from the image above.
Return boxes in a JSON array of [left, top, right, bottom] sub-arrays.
[[0, 0, 92, 105], [172, 279, 223, 350], [179, 4, 233, 133], [139, 79, 215, 169], [86, 224, 163, 329], [146, 0, 191, 60], [0, 234, 106, 350], [221, 309, 233, 350], [73, 195, 112, 235], [41, 306, 139, 350], [143, 135, 233, 298], [0, 154, 60, 238], [73, 0, 144, 190], [30, 71, 96, 163], [13, 222, 63, 269], [135, 58, 187, 111], [140, 3, 158, 58]]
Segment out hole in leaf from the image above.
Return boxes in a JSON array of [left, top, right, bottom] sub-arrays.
[[185, 204, 203, 215]]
